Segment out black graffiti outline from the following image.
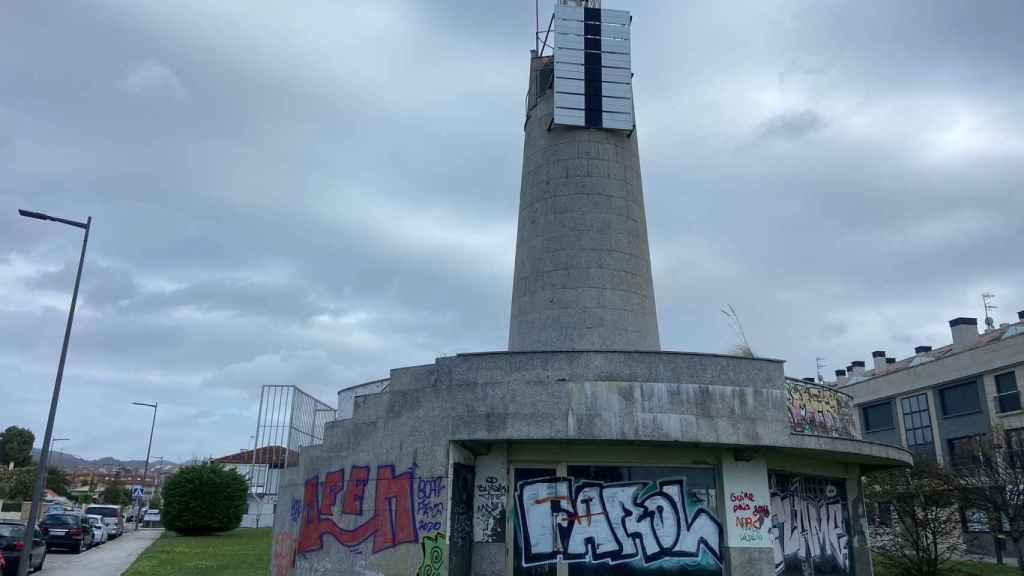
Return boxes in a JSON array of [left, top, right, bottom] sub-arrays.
[[516, 476, 723, 568], [770, 488, 850, 576]]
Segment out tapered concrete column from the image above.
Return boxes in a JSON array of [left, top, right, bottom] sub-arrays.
[[509, 56, 660, 351]]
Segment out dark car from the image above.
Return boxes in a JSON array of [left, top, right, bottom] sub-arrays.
[[39, 513, 93, 553], [0, 521, 46, 574]]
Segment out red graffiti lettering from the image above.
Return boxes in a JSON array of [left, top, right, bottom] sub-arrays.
[[730, 491, 754, 502], [272, 533, 297, 576], [320, 469, 344, 516], [298, 465, 418, 555], [341, 466, 370, 515], [732, 503, 751, 513]]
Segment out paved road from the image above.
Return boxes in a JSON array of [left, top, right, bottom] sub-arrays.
[[41, 529, 162, 575]]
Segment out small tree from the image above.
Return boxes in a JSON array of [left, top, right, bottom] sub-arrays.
[[0, 426, 35, 468], [0, 466, 37, 502], [943, 430, 1024, 575], [100, 481, 132, 506], [162, 462, 247, 536], [864, 461, 965, 576], [45, 466, 71, 497]]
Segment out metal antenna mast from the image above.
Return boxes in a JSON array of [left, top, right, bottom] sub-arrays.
[[983, 292, 997, 332]]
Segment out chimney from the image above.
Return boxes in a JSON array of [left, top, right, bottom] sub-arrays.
[[914, 345, 932, 355], [850, 360, 866, 377], [872, 350, 887, 370], [835, 369, 848, 386], [950, 317, 979, 347], [1018, 310, 1024, 321], [886, 357, 896, 365]]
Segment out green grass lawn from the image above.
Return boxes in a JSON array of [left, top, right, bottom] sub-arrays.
[[873, 553, 1021, 576], [123, 528, 272, 576]]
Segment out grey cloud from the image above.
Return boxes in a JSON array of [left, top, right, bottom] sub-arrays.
[[755, 110, 826, 142], [118, 60, 188, 100], [2, 0, 1023, 461]]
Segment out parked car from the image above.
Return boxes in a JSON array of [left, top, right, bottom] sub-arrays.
[[0, 520, 46, 574], [39, 513, 93, 553], [85, 515, 107, 546], [142, 509, 160, 527], [83, 505, 124, 539]]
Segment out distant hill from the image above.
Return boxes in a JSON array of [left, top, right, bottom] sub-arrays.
[[31, 448, 176, 471]]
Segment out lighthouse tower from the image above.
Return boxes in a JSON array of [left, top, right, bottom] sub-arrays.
[[508, 1, 661, 351], [269, 4, 912, 576]]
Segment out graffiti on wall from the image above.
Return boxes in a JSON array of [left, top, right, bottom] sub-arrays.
[[297, 464, 447, 559], [417, 475, 447, 535], [730, 490, 770, 546], [448, 463, 474, 576], [416, 532, 447, 576], [516, 477, 722, 569], [272, 493, 303, 576], [272, 532, 298, 576], [474, 476, 507, 543], [769, 474, 850, 576], [785, 381, 856, 438]]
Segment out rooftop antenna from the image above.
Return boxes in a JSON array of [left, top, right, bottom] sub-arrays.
[[816, 357, 827, 384], [983, 292, 997, 332]]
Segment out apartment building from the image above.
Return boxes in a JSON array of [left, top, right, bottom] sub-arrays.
[[838, 309, 1024, 556]]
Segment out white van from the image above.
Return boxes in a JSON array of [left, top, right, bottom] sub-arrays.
[[83, 505, 124, 539]]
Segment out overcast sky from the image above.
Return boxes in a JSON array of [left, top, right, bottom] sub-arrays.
[[2, 1, 1023, 463]]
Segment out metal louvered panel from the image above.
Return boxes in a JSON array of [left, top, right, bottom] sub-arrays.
[[554, 33, 630, 55], [555, 20, 631, 40], [554, 63, 631, 84], [552, 5, 635, 131]]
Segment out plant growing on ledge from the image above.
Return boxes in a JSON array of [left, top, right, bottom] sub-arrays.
[[162, 462, 247, 536]]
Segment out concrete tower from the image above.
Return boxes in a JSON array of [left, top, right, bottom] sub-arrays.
[[508, 17, 660, 351], [271, 6, 912, 576]]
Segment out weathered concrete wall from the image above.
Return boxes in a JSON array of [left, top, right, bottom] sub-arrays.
[[508, 57, 660, 352], [270, 351, 910, 576]]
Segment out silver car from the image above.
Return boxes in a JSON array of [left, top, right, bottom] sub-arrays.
[[85, 514, 108, 546]]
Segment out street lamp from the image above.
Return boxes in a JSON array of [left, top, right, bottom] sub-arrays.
[[131, 402, 157, 530], [16, 210, 90, 576], [50, 438, 69, 471]]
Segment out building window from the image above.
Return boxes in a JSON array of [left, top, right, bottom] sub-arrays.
[[900, 393, 934, 449], [948, 435, 986, 471], [863, 402, 894, 432], [995, 371, 1021, 414], [939, 380, 981, 417], [1006, 428, 1024, 466]]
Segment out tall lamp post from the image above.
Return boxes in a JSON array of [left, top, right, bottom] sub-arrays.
[[16, 210, 90, 576], [50, 438, 70, 472], [132, 402, 157, 530]]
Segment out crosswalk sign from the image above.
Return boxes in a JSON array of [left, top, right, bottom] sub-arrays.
[[131, 485, 144, 498]]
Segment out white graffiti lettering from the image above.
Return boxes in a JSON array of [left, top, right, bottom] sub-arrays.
[[517, 478, 722, 567], [769, 490, 849, 576]]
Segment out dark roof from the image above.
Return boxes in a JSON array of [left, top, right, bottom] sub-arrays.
[[213, 446, 299, 469], [841, 318, 1024, 386]]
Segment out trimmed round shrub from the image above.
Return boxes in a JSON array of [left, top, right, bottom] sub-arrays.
[[162, 462, 248, 536]]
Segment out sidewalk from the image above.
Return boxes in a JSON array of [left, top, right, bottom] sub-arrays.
[[42, 528, 162, 576], [964, 555, 1021, 567]]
